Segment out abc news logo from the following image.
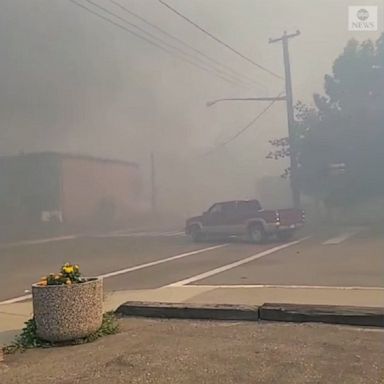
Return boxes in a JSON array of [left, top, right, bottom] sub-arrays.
[[348, 6, 378, 31]]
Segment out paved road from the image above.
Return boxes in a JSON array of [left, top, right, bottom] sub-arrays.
[[192, 230, 384, 287], [0, 227, 382, 303]]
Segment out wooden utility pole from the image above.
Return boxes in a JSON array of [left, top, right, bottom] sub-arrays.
[[269, 30, 301, 208], [150, 152, 157, 215]]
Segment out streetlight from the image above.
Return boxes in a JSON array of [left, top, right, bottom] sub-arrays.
[[206, 96, 286, 107]]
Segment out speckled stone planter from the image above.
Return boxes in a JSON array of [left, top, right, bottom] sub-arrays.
[[32, 278, 103, 342]]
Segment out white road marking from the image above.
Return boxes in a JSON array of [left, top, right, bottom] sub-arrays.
[[0, 230, 185, 247], [161, 231, 185, 237], [98, 244, 227, 279], [0, 294, 32, 305], [93, 231, 185, 238], [191, 284, 384, 291], [0, 235, 78, 249], [0, 243, 228, 305], [166, 237, 311, 287], [322, 228, 364, 245]]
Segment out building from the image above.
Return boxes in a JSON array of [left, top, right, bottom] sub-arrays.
[[0, 152, 142, 227]]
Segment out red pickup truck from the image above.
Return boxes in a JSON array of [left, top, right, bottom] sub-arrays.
[[185, 199, 304, 243]]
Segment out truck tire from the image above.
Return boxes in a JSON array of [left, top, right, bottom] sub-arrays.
[[190, 225, 204, 243], [247, 223, 266, 244]]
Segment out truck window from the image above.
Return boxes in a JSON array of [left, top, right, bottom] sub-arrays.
[[208, 203, 223, 214], [238, 200, 261, 212], [222, 202, 238, 214]]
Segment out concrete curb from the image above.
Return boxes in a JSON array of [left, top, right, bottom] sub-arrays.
[[116, 301, 384, 327], [260, 303, 384, 327], [116, 301, 259, 321]]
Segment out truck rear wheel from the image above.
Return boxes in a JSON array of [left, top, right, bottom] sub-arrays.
[[247, 223, 266, 244]]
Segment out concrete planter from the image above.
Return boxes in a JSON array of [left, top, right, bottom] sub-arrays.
[[32, 278, 103, 342]]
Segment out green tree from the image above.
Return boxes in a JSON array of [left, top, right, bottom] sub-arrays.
[[268, 33, 384, 209]]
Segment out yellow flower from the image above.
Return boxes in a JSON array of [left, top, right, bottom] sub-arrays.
[[63, 266, 74, 274]]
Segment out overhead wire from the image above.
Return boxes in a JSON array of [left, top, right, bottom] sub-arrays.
[[157, 0, 283, 80], [69, 0, 251, 87], [84, 0, 247, 86], [109, 0, 266, 90], [204, 92, 285, 156], [69, 0, 283, 156]]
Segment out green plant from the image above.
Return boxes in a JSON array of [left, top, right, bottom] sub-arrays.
[[2, 312, 119, 354], [37, 263, 84, 286]]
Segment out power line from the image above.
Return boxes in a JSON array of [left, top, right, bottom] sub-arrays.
[[158, 0, 283, 80], [83, 0, 246, 86], [109, 0, 266, 90], [68, 0, 174, 53], [68, 0, 244, 87], [74, 0, 249, 87], [205, 92, 284, 156]]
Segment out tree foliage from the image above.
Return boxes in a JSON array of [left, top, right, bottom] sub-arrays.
[[267, 34, 384, 207]]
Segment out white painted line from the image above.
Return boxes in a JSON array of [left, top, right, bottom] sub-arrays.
[[323, 229, 362, 245], [192, 284, 384, 291], [0, 294, 32, 305], [98, 244, 228, 279], [94, 231, 185, 238], [161, 231, 185, 237], [0, 235, 78, 249], [166, 237, 311, 287], [0, 243, 228, 305], [94, 232, 146, 238]]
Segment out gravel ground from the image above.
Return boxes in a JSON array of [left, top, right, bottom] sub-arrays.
[[1, 318, 383, 384]]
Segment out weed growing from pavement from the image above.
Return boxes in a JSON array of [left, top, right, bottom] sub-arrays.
[[2, 312, 119, 354]]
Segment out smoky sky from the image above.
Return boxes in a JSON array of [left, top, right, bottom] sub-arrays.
[[0, 0, 382, 214]]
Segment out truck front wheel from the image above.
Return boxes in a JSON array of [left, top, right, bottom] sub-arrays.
[[190, 225, 204, 242]]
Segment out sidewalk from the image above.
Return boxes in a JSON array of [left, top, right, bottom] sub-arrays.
[[1, 285, 383, 346], [2, 317, 383, 384]]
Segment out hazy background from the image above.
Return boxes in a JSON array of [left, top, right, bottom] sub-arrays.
[[0, 0, 382, 216]]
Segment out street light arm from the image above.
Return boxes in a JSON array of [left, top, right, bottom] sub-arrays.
[[206, 96, 286, 107]]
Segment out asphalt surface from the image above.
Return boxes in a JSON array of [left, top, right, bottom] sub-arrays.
[[1, 318, 383, 384], [0, 227, 383, 303], [195, 231, 384, 287]]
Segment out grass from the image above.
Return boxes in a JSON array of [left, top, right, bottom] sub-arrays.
[[2, 312, 119, 354]]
